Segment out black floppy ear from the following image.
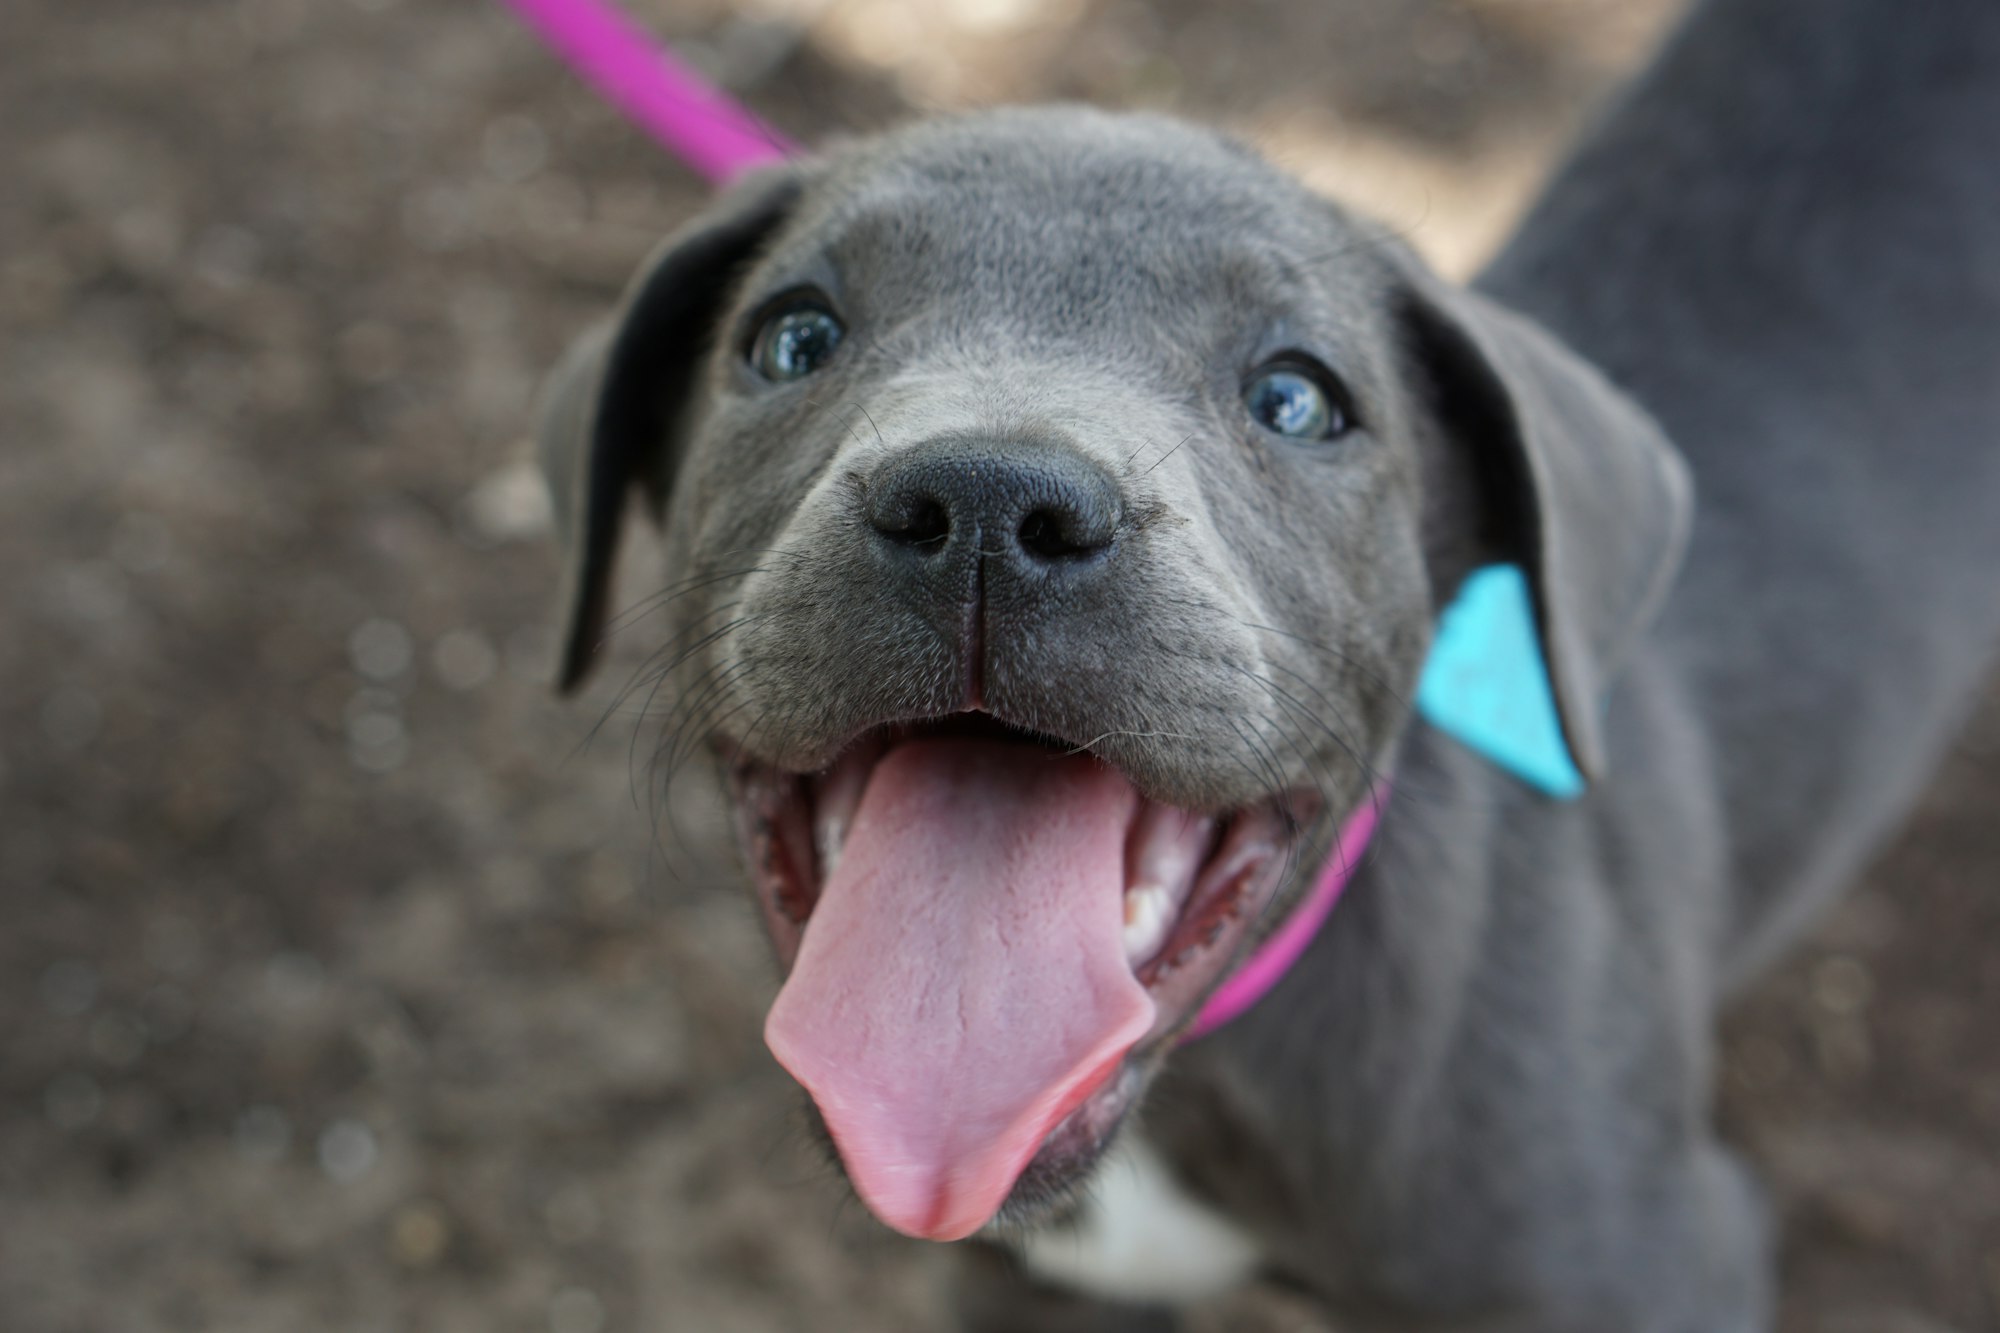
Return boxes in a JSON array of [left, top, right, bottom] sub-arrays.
[[537, 167, 804, 692], [1398, 268, 1693, 781]]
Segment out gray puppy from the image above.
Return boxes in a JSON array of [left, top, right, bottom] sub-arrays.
[[534, 0, 2000, 1328]]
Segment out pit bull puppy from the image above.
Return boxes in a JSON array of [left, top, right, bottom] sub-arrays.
[[533, 0, 2000, 1327]]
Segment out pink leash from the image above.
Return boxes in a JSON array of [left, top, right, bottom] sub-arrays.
[[498, 0, 1385, 1038], [497, 0, 792, 183]]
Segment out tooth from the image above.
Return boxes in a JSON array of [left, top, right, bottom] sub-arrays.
[[815, 816, 845, 880], [1123, 882, 1173, 965], [812, 744, 877, 880], [1128, 807, 1215, 899]]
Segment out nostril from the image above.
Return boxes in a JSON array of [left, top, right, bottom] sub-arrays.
[[1017, 505, 1112, 561], [896, 499, 951, 546], [870, 494, 951, 548]]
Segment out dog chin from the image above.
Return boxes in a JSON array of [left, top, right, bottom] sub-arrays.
[[986, 1057, 1152, 1231]]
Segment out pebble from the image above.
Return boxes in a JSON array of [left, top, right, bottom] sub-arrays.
[[389, 1200, 450, 1268], [432, 629, 498, 692], [458, 460, 552, 547], [482, 114, 549, 185], [349, 618, 414, 682], [233, 1105, 291, 1163], [41, 687, 104, 751], [45, 1072, 104, 1130], [265, 951, 326, 1005], [317, 1119, 379, 1183], [549, 1286, 606, 1333], [140, 983, 193, 1043], [348, 713, 409, 770], [1810, 954, 1876, 1016], [543, 1183, 601, 1246], [142, 915, 204, 977], [89, 1012, 147, 1067], [38, 959, 99, 1018]]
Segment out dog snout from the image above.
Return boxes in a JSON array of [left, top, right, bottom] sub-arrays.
[[864, 437, 1122, 569]]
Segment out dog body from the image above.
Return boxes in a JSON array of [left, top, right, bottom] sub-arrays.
[[537, 1, 2000, 1328], [1128, 4, 2000, 1327]]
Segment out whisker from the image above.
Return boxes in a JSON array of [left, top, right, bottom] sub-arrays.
[[1236, 618, 1417, 719], [600, 564, 768, 638], [567, 602, 743, 765], [615, 613, 761, 777], [1137, 432, 1196, 478], [1227, 661, 1384, 796], [1062, 729, 1203, 755], [653, 648, 757, 774], [644, 665, 762, 885]]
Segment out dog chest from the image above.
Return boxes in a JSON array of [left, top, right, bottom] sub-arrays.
[[1012, 1134, 1264, 1306]]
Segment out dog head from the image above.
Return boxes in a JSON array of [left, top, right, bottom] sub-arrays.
[[538, 107, 1689, 1242]]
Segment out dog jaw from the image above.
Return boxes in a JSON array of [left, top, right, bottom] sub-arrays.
[[722, 716, 1317, 1236]]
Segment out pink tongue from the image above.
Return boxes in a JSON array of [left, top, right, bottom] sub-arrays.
[[764, 738, 1156, 1241]]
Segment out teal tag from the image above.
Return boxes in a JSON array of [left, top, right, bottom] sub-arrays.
[[1415, 564, 1585, 799]]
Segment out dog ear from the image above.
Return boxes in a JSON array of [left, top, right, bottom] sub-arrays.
[[1398, 269, 1692, 781], [537, 167, 805, 692]]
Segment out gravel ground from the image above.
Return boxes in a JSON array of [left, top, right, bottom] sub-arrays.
[[2, 1, 1995, 1330]]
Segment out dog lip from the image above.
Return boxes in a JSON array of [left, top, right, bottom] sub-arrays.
[[722, 714, 1317, 1231], [712, 705, 1108, 782], [724, 714, 1315, 981]]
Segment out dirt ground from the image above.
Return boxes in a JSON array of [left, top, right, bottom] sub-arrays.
[[2, 1, 1995, 1330]]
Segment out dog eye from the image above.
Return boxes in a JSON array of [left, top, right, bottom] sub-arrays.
[[1244, 364, 1348, 441], [751, 302, 845, 382]]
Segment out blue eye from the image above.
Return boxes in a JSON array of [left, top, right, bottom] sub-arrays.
[[1244, 366, 1346, 440], [752, 303, 844, 382]]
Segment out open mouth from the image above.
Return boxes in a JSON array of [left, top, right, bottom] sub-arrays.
[[722, 714, 1315, 1242]]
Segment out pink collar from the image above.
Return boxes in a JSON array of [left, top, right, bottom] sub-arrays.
[[1183, 785, 1387, 1040], [499, 0, 1387, 1042]]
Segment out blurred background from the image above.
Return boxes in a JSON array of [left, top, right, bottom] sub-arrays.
[[3, 1, 1996, 1329]]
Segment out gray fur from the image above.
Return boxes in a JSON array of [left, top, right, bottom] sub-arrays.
[[534, 0, 2000, 1328]]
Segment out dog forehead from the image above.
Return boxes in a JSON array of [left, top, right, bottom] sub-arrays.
[[823, 108, 1280, 215], [785, 109, 1384, 317]]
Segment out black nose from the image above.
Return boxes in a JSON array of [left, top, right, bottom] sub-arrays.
[[865, 437, 1121, 566]]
